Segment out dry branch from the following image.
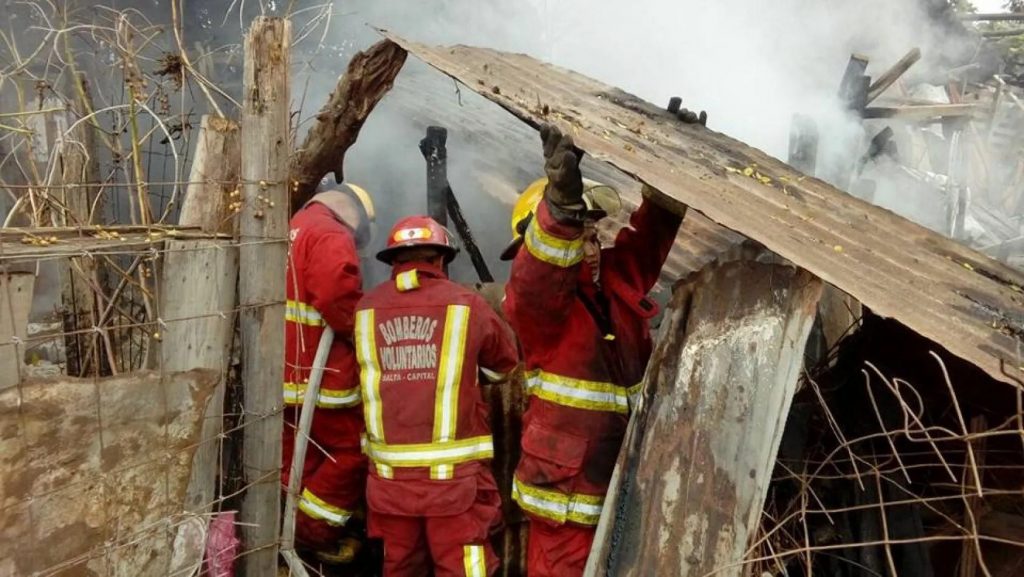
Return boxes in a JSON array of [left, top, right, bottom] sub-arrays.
[[289, 39, 407, 213]]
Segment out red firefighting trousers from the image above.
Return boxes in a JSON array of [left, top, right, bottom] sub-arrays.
[[281, 406, 367, 549], [527, 519, 595, 577], [366, 472, 502, 577]]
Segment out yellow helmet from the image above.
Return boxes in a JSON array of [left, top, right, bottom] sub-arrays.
[[344, 183, 376, 224], [307, 182, 377, 248], [499, 177, 622, 261]]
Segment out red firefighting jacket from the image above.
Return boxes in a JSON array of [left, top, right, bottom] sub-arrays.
[[503, 197, 681, 527], [285, 202, 363, 417], [354, 261, 518, 516]]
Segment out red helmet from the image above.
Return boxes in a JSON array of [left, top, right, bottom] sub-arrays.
[[376, 215, 459, 264]]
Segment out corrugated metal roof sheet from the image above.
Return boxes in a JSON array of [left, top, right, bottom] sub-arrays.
[[383, 32, 1024, 384]]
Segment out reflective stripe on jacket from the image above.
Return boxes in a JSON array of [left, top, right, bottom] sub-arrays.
[[504, 197, 682, 526], [355, 262, 518, 484], [285, 202, 363, 409]]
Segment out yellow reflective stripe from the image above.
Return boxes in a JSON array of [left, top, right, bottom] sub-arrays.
[[356, 309, 385, 443], [512, 478, 604, 526], [283, 382, 362, 408], [376, 463, 393, 478], [525, 370, 629, 414], [367, 435, 494, 468], [524, 219, 584, 267], [297, 488, 353, 527], [431, 305, 471, 480], [395, 269, 421, 292], [627, 381, 644, 408], [463, 544, 486, 577], [480, 367, 508, 383], [285, 299, 325, 327]]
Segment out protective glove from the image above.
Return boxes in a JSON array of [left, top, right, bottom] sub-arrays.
[[540, 123, 584, 209]]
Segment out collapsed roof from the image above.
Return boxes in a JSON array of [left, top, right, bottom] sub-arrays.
[[381, 31, 1024, 385]]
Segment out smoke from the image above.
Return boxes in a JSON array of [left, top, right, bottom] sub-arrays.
[[292, 0, 988, 283], [0, 0, 1000, 287]]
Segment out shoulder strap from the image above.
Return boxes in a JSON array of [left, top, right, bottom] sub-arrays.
[[577, 286, 615, 341]]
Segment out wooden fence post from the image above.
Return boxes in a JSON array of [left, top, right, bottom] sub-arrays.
[[0, 272, 35, 390], [239, 16, 290, 575], [156, 115, 242, 576], [589, 257, 823, 577], [178, 115, 242, 235], [58, 74, 104, 376]]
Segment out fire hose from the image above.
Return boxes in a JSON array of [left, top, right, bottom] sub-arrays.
[[280, 326, 335, 576]]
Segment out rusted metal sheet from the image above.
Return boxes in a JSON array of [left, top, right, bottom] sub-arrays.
[[590, 259, 822, 576], [0, 369, 219, 576], [382, 33, 1024, 385]]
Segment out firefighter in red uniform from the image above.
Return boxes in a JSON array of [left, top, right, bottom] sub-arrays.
[[354, 216, 519, 577], [501, 124, 684, 576], [282, 182, 375, 561]]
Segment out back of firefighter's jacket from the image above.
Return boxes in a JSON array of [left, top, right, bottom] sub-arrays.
[[354, 262, 519, 485]]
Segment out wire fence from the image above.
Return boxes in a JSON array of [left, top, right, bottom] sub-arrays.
[[746, 338, 1024, 577], [0, 2, 342, 576], [3, 3, 1024, 577]]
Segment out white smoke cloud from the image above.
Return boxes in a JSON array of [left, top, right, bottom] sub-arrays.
[[298, 0, 989, 282]]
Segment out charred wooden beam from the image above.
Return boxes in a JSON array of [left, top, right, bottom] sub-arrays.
[[866, 48, 921, 105], [863, 104, 982, 120], [289, 40, 407, 214], [787, 113, 819, 176], [958, 12, 1024, 21], [839, 54, 871, 113], [981, 29, 1024, 39], [447, 186, 495, 282], [421, 126, 449, 227]]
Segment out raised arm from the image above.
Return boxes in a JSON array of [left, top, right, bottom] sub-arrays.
[[503, 124, 588, 345], [504, 199, 585, 342], [608, 187, 683, 295]]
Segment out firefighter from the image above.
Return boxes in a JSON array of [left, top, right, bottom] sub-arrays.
[[354, 215, 519, 577], [282, 182, 375, 562], [501, 124, 684, 576]]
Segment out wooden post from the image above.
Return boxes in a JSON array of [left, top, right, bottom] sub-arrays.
[[160, 237, 238, 575], [588, 257, 822, 577], [0, 272, 34, 390], [420, 125, 449, 228], [787, 114, 819, 176], [825, 54, 870, 191], [169, 112, 242, 521], [58, 74, 104, 377], [178, 115, 242, 235], [239, 17, 290, 575], [865, 48, 921, 105]]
